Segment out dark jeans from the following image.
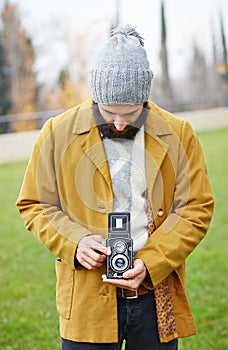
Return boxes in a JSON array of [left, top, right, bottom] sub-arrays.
[[62, 291, 178, 350]]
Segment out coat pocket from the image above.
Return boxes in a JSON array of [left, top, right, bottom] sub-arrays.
[[55, 259, 74, 319]]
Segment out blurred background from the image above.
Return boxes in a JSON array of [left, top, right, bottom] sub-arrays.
[[0, 0, 227, 134], [0, 1, 228, 349]]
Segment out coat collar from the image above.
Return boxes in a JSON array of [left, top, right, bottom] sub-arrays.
[[72, 98, 173, 194], [72, 98, 173, 139], [72, 98, 96, 135]]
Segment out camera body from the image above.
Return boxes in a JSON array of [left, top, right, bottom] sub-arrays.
[[106, 212, 133, 279]]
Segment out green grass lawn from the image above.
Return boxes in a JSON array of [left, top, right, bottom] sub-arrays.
[[0, 162, 60, 349], [0, 127, 227, 349]]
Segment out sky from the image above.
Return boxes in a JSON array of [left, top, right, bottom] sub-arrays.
[[4, 0, 228, 86]]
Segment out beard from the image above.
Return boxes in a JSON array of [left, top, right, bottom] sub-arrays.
[[92, 102, 149, 140]]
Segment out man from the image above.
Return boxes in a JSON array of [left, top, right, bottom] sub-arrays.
[[16, 25, 214, 350]]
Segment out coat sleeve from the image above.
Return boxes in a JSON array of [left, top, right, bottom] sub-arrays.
[[16, 118, 91, 269], [136, 120, 214, 287]]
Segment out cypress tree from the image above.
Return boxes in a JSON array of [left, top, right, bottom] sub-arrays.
[[0, 33, 11, 132]]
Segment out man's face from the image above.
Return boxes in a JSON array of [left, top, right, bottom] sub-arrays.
[[94, 103, 148, 139], [98, 104, 144, 132]]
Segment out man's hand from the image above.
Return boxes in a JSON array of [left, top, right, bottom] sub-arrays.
[[102, 258, 147, 291], [76, 235, 111, 270]]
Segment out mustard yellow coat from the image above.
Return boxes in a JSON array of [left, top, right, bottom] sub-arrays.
[[16, 98, 214, 343]]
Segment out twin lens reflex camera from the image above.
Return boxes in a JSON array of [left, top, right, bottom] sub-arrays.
[[106, 212, 133, 279]]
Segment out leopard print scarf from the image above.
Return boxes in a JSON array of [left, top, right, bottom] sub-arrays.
[[147, 200, 178, 341]]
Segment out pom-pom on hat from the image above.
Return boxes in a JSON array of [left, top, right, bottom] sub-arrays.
[[89, 24, 153, 105]]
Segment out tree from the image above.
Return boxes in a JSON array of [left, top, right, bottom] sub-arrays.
[[160, 0, 173, 98], [0, 32, 11, 115], [218, 12, 228, 85], [0, 32, 11, 132], [209, 22, 224, 99], [110, 0, 121, 31], [211, 22, 218, 68], [187, 41, 209, 102], [43, 29, 95, 110], [58, 69, 79, 109], [1, 2, 38, 116]]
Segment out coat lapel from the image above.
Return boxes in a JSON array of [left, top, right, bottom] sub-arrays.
[[81, 128, 112, 188], [72, 99, 112, 187], [144, 107, 172, 198]]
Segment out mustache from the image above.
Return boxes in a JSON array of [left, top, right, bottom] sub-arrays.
[[98, 123, 140, 139]]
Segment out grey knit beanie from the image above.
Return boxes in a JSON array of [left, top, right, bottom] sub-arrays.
[[89, 24, 153, 105]]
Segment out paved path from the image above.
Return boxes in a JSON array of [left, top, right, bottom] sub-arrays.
[[176, 107, 228, 131], [0, 107, 227, 164], [0, 130, 39, 164]]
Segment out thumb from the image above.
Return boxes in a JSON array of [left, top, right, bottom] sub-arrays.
[[92, 235, 111, 256]]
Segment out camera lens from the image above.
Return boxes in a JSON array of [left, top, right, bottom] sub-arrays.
[[111, 254, 129, 272], [114, 241, 126, 253], [116, 258, 125, 268]]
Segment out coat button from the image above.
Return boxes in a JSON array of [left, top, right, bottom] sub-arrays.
[[157, 208, 164, 217], [98, 203, 107, 212]]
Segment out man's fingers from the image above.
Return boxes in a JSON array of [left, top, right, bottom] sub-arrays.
[[122, 259, 145, 279], [102, 274, 140, 291], [102, 259, 147, 290], [79, 235, 111, 256], [77, 235, 109, 269], [94, 246, 111, 256], [76, 234, 112, 270], [78, 250, 105, 270]]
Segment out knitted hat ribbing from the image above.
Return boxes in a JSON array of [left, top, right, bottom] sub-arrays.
[[89, 25, 153, 105]]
